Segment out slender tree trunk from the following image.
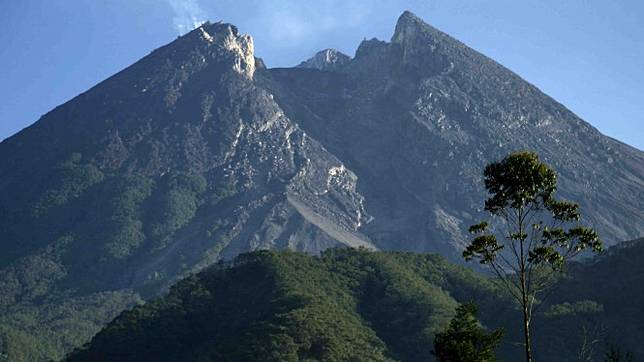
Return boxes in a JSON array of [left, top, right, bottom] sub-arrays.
[[523, 304, 532, 362], [518, 207, 533, 362]]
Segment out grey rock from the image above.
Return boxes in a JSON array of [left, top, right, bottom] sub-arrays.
[[297, 49, 351, 71], [262, 11, 644, 258]]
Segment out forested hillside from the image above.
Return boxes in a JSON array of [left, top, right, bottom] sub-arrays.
[[68, 242, 644, 361]]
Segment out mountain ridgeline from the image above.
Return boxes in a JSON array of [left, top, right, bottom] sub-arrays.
[[0, 11, 642, 360]]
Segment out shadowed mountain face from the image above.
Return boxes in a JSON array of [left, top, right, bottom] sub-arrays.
[[0, 11, 642, 360]]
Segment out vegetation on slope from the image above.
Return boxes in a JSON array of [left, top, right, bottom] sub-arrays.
[[0, 154, 230, 361], [67, 249, 504, 361], [67, 242, 644, 362], [432, 303, 504, 361]]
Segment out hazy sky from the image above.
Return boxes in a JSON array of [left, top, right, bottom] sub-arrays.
[[1, 0, 642, 149]]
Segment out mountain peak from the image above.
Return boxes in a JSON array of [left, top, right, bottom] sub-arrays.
[[398, 10, 422, 23], [389, 11, 455, 75], [182, 21, 256, 78], [392, 10, 428, 44], [297, 49, 351, 71]]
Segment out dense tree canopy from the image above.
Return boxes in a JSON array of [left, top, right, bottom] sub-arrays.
[[433, 303, 503, 362], [61, 243, 644, 361]]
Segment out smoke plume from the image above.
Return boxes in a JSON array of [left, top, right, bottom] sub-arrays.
[[167, 0, 206, 34]]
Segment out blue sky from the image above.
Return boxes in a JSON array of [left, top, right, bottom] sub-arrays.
[[1, 1, 642, 149]]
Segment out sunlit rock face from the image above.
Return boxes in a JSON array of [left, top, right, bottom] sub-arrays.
[[263, 11, 644, 257], [205, 23, 256, 78]]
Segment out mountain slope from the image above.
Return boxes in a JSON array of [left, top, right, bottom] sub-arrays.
[[0, 22, 373, 361], [66, 250, 501, 361], [262, 11, 644, 257], [67, 244, 644, 361], [0, 11, 642, 360], [545, 237, 644, 358]]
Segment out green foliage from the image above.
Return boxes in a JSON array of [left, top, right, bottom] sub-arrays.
[[465, 151, 602, 273], [100, 176, 154, 259], [0, 165, 216, 360], [32, 154, 105, 217], [67, 249, 503, 362], [351, 253, 458, 361], [482, 151, 556, 214], [0, 235, 71, 307], [462, 235, 500, 264], [544, 300, 604, 318], [464, 151, 603, 361], [539, 237, 644, 360], [1, 239, 640, 361], [60, 244, 644, 361], [0, 290, 141, 362], [432, 303, 504, 362], [146, 173, 207, 250]]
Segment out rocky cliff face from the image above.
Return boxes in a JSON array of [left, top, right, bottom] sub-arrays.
[[0, 12, 642, 360], [263, 11, 644, 257]]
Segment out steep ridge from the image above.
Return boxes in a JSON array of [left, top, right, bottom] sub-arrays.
[[262, 11, 644, 257], [0, 22, 373, 360]]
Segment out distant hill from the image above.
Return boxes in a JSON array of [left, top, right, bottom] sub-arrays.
[[68, 242, 644, 361], [0, 11, 642, 360], [66, 249, 508, 361]]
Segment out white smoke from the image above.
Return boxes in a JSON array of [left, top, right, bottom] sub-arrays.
[[167, 0, 206, 34]]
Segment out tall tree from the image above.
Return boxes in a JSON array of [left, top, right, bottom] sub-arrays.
[[432, 302, 504, 362], [463, 151, 602, 362]]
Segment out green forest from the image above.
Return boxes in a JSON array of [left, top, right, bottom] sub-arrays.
[[65, 244, 643, 361]]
